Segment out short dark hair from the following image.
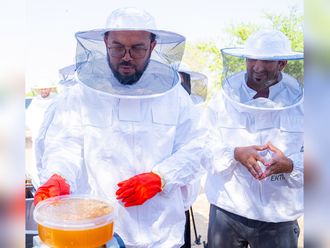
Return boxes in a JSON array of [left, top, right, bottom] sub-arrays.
[[150, 33, 156, 42]]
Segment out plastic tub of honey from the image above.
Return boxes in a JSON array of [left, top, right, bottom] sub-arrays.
[[33, 195, 114, 248]]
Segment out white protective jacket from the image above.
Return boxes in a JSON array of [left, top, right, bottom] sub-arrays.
[[26, 93, 57, 187], [37, 73, 205, 247], [180, 99, 206, 211], [178, 66, 209, 211], [203, 71, 304, 222]]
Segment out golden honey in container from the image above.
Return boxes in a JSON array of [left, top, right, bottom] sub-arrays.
[[34, 195, 114, 248]]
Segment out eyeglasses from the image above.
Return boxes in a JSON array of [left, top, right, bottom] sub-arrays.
[[107, 45, 148, 59]]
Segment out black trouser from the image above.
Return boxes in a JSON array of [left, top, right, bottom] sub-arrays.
[[181, 210, 191, 248], [207, 204, 300, 248]]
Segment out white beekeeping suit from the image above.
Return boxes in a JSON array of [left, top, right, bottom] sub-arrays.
[[203, 29, 304, 222], [37, 7, 206, 248], [26, 80, 57, 187], [202, 30, 304, 247], [178, 63, 208, 211]]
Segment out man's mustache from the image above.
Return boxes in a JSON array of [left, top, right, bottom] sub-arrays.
[[119, 61, 134, 67]]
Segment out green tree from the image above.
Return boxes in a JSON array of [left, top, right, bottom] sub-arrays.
[[183, 41, 223, 93]]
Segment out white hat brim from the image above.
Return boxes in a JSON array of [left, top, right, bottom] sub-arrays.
[[221, 47, 304, 60], [179, 70, 207, 81], [32, 85, 57, 89], [75, 28, 185, 44]]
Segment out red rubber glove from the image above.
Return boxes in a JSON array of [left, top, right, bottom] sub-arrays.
[[34, 174, 70, 206], [116, 172, 162, 207]]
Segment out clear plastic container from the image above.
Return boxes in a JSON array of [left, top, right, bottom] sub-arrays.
[[33, 195, 114, 248]]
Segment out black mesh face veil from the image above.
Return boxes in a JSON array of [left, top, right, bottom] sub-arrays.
[[72, 7, 186, 99], [179, 72, 191, 95], [220, 30, 304, 110]]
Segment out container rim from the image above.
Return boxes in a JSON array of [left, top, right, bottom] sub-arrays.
[[33, 195, 115, 230]]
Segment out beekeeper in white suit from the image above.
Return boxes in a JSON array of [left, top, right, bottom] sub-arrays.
[[202, 30, 304, 248], [34, 7, 205, 248], [178, 63, 208, 105], [177, 63, 208, 247], [26, 80, 57, 187]]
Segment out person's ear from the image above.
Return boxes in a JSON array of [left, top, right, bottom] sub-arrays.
[[150, 40, 157, 52], [279, 60, 288, 71], [103, 32, 109, 45]]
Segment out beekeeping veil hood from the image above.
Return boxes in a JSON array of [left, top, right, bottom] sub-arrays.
[[74, 7, 185, 98], [178, 63, 208, 102], [220, 30, 304, 111]]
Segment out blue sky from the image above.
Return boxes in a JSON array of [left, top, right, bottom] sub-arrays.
[[25, 0, 303, 87]]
